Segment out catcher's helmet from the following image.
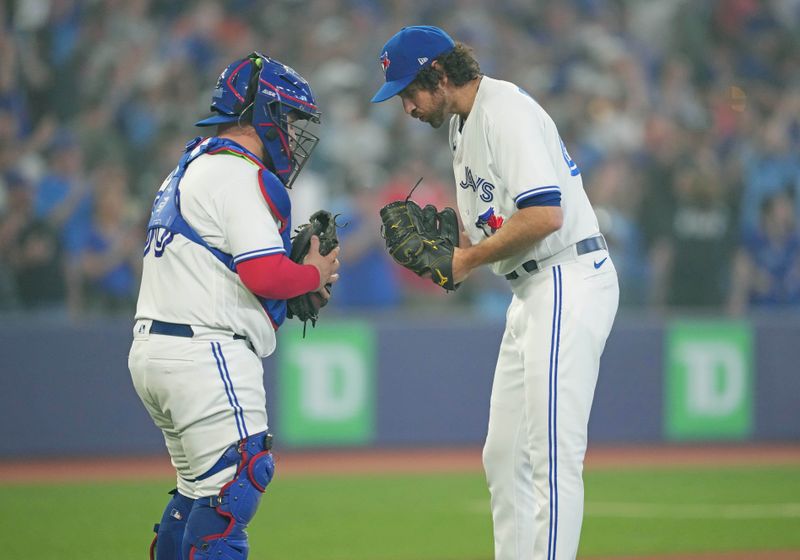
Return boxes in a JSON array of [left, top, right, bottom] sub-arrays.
[[196, 52, 321, 188]]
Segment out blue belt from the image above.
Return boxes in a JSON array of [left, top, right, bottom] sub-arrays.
[[149, 320, 249, 343], [505, 235, 607, 280]]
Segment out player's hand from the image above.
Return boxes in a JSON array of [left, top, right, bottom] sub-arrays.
[[304, 235, 340, 292]]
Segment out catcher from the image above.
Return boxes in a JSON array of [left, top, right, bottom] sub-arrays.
[[129, 52, 338, 560]]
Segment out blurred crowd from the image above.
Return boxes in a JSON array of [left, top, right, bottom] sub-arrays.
[[1, 0, 799, 319]]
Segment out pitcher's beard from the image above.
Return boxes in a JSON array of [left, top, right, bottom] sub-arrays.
[[424, 101, 447, 128], [427, 112, 445, 128]]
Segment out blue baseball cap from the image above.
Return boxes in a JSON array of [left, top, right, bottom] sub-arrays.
[[371, 26, 455, 103]]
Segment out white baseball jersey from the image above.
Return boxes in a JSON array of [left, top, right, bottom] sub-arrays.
[[449, 76, 600, 276], [131, 140, 284, 497], [135, 145, 284, 357], [449, 76, 620, 560]]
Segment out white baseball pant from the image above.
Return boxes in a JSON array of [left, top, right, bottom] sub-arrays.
[[129, 320, 268, 498], [483, 251, 619, 560]]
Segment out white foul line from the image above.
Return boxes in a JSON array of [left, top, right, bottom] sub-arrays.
[[584, 502, 800, 519]]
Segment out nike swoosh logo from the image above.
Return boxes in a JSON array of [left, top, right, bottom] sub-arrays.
[[594, 257, 608, 269]]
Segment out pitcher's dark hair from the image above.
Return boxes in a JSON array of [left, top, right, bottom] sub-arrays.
[[407, 42, 481, 92]]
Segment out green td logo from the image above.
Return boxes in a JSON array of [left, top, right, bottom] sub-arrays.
[[277, 321, 375, 446], [665, 321, 753, 441]]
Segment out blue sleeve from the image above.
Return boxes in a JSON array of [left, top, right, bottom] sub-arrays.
[[517, 190, 561, 208]]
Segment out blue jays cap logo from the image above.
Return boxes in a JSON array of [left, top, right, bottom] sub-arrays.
[[380, 51, 390, 74]]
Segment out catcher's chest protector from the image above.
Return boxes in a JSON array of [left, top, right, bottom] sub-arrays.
[[146, 136, 293, 328]]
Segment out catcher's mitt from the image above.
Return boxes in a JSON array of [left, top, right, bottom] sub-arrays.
[[286, 210, 339, 329], [379, 200, 459, 291]]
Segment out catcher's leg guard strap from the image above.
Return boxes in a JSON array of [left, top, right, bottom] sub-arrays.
[[152, 488, 195, 560], [183, 432, 275, 560], [187, 441, 244, 483]]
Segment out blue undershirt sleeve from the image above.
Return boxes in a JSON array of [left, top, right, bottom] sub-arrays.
[[517, 191, 562, 208]]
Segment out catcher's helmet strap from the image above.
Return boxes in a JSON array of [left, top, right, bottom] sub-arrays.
[[235, 53, 265, 117]]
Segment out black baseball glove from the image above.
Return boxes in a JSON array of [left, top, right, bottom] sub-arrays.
[[286, 210, 339, 329], [379, 200, 459, 291]]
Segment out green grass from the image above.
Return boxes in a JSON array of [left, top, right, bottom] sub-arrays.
[[580, 466, 800, 557], [0, 466, 797, 559]]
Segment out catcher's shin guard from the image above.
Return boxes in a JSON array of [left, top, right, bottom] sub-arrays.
[[151, 489, 195, 560], [183, 432, 275, 560]]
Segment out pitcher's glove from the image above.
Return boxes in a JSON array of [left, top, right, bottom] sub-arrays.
[[379, 200, 460, 291], [286, 210, 339, 327]]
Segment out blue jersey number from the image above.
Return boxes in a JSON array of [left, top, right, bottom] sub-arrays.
[[560, 138, 580, 176], [517, 86, 580, 176]]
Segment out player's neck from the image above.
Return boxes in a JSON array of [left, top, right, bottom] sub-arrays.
[[218, 126, 266, 161], [450, 75, 483, 121]]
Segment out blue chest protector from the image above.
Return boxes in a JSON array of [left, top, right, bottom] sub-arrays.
[[145, 136, 292, 327]]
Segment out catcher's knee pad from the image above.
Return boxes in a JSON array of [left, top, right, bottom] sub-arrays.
[[183, 432, 275, 560], [151, 488, 195, 560]]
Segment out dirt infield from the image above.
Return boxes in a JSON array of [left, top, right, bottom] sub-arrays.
[[1, 443, 799, 483]]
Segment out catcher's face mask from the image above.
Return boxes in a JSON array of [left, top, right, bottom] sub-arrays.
[[268, 106, 320, 189]]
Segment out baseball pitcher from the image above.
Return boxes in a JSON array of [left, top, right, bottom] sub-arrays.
[[373, 27, 619, 560], [128, 52, 339, 560]]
